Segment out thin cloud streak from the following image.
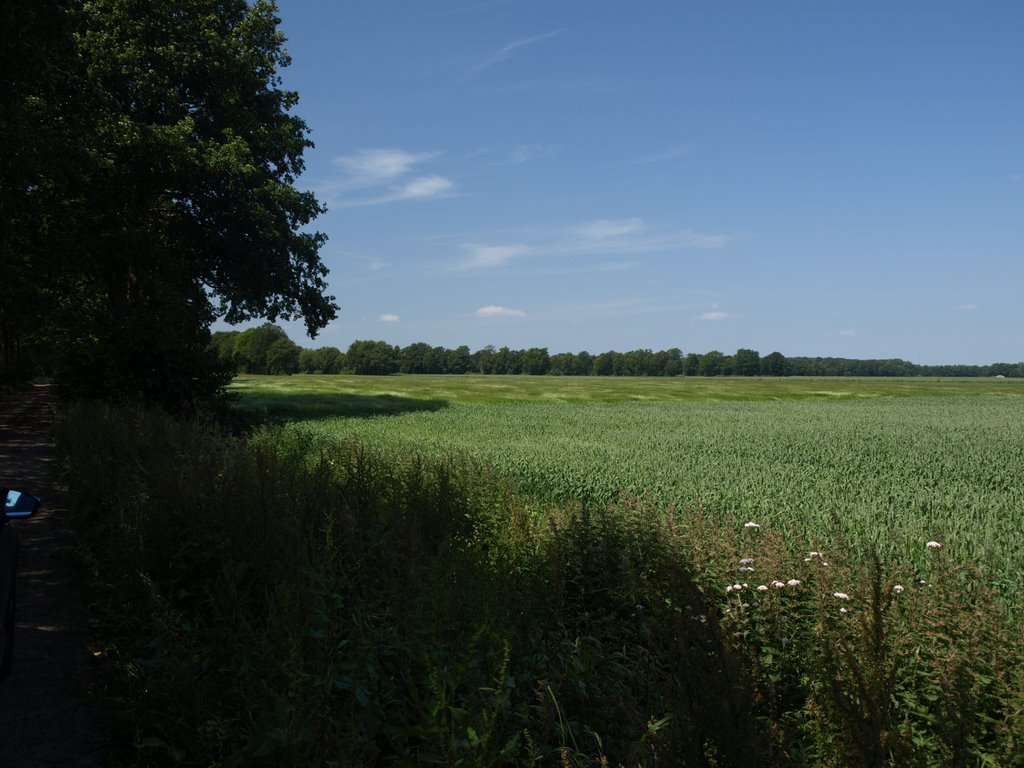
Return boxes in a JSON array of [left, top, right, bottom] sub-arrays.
[[510, 143, 561, 163], [572, 218, 646, 240], [455, 217, 736, 269], [330, 178, 456, 208], [475, 31, 560, 71], [461, 243, 532, 269], [476, 305, 526, 317], [333, 148, 439, 186], [318, 148, 454, 207]]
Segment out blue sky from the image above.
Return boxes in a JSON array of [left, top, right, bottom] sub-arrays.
[[250, 1, 1022, 365]]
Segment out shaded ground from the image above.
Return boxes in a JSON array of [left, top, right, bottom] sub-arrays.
[[0, 384, 103, 766]]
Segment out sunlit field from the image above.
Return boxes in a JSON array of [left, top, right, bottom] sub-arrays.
[[63, 376, 1024, 764], [231, 372, 1024, 409], [234, 374, 1024, 597]]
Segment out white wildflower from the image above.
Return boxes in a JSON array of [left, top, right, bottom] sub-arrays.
[[771, 580, 786, 589], [892, 584, 905, 594], [757, 585, 769, 592], [926, 541, 942, 549], [833, 592, 850, 600], [839, 607, 849, 614], [739, 557, 755, 565], [744, 521, 761, 529], [786, 579, 801, 587]]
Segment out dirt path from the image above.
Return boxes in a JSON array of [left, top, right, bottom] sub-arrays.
[[0, 384, 103, 766]]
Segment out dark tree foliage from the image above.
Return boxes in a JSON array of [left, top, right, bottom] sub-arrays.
[[733, 348, 761, 376], [0, 0, 86, 383], [2, 0, 336, 405], [232, 324, 299, 374], [520, 347, 551, 375], [229, 329, 1022, 379], [448, 345, 472, 374], [761, 351, 787, 376], [298, 346, 344, 374], [683, 353, 701, 377], [346, 340, 399, 375], [698, 350, 725, 377]]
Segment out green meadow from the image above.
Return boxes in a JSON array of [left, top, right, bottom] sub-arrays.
[[61, 375, 1024, 765], [234, 374, 1024, 595], [231, 372, 1024, 411]]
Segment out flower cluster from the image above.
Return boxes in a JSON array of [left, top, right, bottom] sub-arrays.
[[804, 550, 830, 567]]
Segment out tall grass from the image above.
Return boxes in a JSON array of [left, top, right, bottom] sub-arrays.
[[58, 401, 1024, 766]]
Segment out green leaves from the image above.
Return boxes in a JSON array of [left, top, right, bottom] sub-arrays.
[[4, 0, 335, 404]]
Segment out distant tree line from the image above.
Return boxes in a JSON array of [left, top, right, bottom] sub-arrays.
[[210, 325, 1023, 378]]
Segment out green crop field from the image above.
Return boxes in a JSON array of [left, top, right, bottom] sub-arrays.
[[231, 372, 1024, 409], [65, 376, 1024, 763], [232, 374, 1024, 596]]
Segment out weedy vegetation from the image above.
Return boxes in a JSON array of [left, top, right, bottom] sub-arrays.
[[58, 376, 1024, 766]]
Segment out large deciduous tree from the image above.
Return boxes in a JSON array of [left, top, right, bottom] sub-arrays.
[[733, 348, 761, 376], [346, 340, 399, 376], [0, 0, 85, 382], [3, 0, 336, 405]]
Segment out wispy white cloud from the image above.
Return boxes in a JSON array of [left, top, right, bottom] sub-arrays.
[[564, 219, 733, 255], [697, 311, 732, 321], [476, 31, 560, 71], [465, 143, 562, 167], [629, 146, 694, 165], [456, 217, 735, 270], [318, 148, 455, 207], [398, 175, 454, 199], [379, 314, 400, 322], [331, 181, 456, 208], [839, 329, 855, 336], [571, 218, 646, 240], [461, 243, 532, 269], [333, 148, 438, 186], [476, 305, 526, 317], [510, 143, 561, 163]]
